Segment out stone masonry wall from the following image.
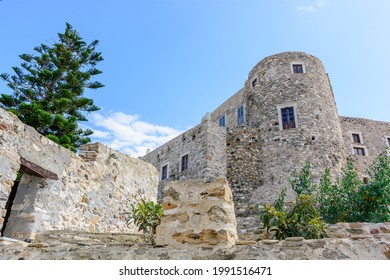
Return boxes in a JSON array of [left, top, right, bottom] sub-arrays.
[[226, 127, 263, 217], [245, 52, 346, 204], [0, 108, 159, 240], [142, 119, 226, 198], [339, 116, 390, 176], [155, 178, 238, 250]]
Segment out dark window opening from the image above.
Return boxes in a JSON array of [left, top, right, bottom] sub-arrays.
[[237, 105, 245, 126], [219, 115, 226, 127], [181, 154, 189, 172], [292, 64, 304, 73], [352, 133, 361, 143], [363, 177, 369, 184], [161, 165, 168, 180], [251, 78, 258, 88], [353, 147, 365, 156], [281, 107, 296, 130]]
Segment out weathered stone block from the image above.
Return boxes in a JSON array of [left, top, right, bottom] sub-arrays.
[[156, 178, 237, 250]]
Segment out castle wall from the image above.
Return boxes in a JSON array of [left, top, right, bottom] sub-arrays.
[[246, 52, 346, 204], [339, 116, 390, 176], [210, 88, 245, 128], [0, 108, 159, 240], [226, 127, 263, 217], [142, 119, 227, 198]]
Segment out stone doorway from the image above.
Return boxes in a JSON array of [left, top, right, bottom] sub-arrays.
[[0, 178, 20, 236], [0, 158, 58, 239]]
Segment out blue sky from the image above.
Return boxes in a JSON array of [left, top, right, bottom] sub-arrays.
[[1, 0, 389, 157]]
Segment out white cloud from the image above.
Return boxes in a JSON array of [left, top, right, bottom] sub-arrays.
[[297, 5, 316, 12], [297, 1, 327, 12], [87, 111, 184, 158]]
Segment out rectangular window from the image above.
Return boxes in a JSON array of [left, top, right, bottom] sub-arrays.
[[387, 137, 390, 147], [353, 147, 365, 156], [352, 133, 361, 143], [161, 164, 168, 180], [281, 107, 296, 129], [292, 64, 304, 73], [237, 105, 245, 126], [218, 115, 226, 127], [181, 154, 189, 172]]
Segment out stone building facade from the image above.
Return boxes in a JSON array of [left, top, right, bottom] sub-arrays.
[[142, 51, 390, 217]]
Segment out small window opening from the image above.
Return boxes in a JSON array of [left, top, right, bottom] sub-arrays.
[[219, 115, 226, 127], [161, 164, 168, 181], [292, 64, 304, 73], [353, 147, 365, 156], [251, 78, 258, 88], [181, 154, 189, 172], [352, 133, 361, 143]]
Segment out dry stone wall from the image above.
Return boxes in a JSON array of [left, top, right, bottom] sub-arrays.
[[0, 108, 159, 240], [1, 222, 390, 260]]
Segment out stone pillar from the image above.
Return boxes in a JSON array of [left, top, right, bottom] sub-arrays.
[[156, 178, 238, 250]]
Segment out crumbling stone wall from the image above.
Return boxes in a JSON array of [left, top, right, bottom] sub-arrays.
[[0, 108, 159, 240], [339, 116, 390, 176], [142, 119, 226, 198], [155, 178, 238, 250]]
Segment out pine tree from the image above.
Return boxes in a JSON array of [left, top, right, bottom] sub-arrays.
[[0, 23, 104, 152]]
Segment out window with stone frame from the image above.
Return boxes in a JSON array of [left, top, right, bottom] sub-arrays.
[[219, 115, 226, 127], [181, 154, 189, 172], [353, 147, 366, 156], [292, 64, 304, 73], [281, 107, 296, 129], [352, 133, 361, 143], [237, 105, 245, 126], [161, 164, 168, 180]]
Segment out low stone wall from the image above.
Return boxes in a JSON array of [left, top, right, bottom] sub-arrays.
[[0, 108, 159, 240], [1, 229, 389, 260], [156, 178, 238, 250]]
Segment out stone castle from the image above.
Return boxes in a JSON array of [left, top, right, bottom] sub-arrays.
[[1, 51, 390, 259], [142, 51, 390, 217]]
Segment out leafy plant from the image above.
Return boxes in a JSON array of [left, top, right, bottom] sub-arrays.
[[260, 194, 328, 240], [357, 151, 390, 222], [124, 199, 162, 245]]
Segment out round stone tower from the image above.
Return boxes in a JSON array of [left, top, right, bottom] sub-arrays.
[[245, 51, 346, 204]]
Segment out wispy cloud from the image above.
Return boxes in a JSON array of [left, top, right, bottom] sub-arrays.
[[297, 0, 327, 13], [86, 111, 184, 158]]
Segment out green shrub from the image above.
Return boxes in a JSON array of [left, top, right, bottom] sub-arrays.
[[260, 194, 328, 240], [124, 199, 162, 245]]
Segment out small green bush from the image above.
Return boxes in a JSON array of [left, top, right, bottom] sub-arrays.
[[260, 194, 328, 240], [124, 199, 162, 245]]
